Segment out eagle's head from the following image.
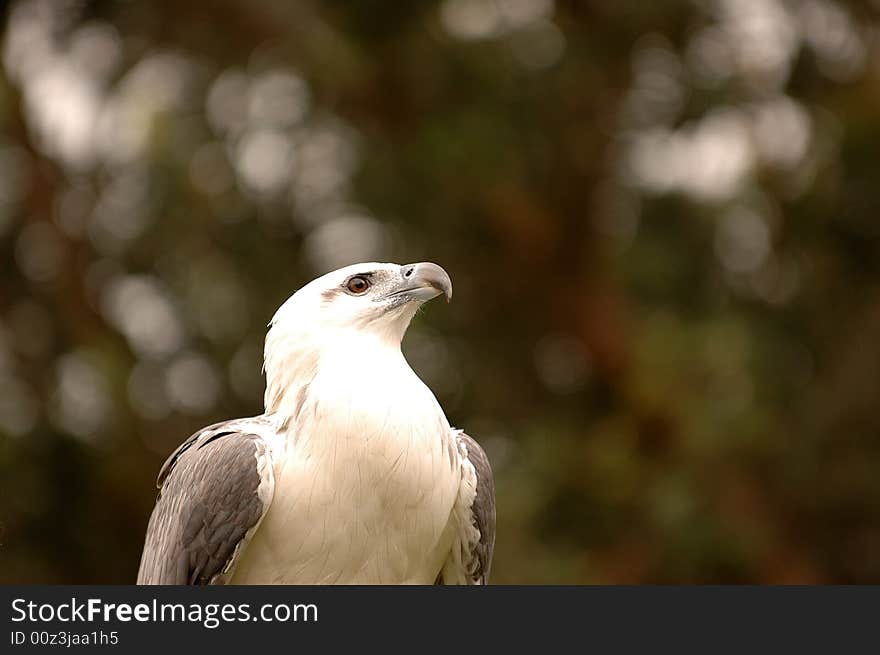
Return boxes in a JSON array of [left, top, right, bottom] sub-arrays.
[[272, 261, 451, 333], [263, 262, 452, 413]]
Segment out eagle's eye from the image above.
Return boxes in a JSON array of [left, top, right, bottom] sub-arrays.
[[346, 276, 370, 294]]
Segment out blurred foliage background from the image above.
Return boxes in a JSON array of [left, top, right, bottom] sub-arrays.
[[1, 0, 880, 584]]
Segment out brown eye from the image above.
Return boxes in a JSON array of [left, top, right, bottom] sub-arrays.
[[346, 276, 370, 294]]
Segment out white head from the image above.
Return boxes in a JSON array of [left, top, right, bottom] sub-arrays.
[[263, 262, 452, 414]]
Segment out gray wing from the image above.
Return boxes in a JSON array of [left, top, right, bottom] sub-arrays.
[[456, 431, 497, 584], [436, 430, 495, 585], [136, 416, 276, 585]]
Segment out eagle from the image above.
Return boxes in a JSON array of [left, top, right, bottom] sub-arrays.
[[137, 262, 495, 584]]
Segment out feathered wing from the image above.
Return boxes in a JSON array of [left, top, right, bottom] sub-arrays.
[[439, 430, 496, 584], [137, 416, 277, 585]]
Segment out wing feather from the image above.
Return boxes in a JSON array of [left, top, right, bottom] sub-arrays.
[[459, 432, 496, 583], [438, 431, 496, 584], [137, 416, 276, 585]]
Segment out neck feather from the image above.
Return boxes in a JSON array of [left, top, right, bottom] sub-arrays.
[[262, 325, 407, 427]]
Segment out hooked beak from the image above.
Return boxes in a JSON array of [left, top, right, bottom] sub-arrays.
[[391, 262, 453, 303]]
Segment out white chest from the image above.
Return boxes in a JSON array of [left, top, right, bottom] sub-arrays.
[[232, 349, 461, 584]]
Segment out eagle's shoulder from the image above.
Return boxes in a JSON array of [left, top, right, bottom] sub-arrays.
[[439, 429, 496, 585], [138, 415, 277, 585]]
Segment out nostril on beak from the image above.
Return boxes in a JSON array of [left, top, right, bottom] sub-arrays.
[[399, 262, 452, 302]]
